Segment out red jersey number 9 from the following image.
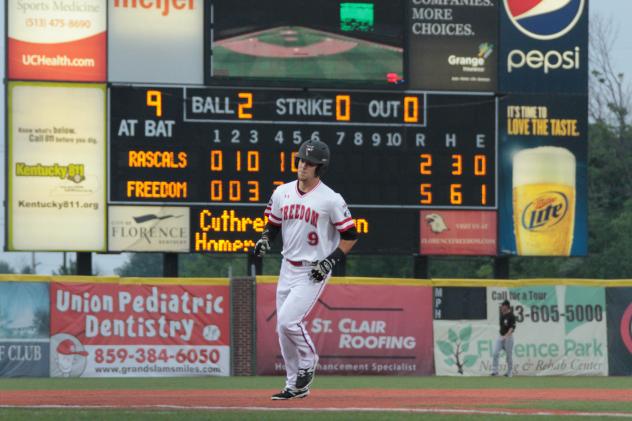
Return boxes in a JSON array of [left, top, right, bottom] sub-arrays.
[[307, 231, 319, 246]]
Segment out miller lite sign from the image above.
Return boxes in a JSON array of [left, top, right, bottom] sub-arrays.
[[500, 0, 588, 94]]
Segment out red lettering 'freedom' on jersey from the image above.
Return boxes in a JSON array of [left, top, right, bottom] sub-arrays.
[[264, 180, 354, 262]]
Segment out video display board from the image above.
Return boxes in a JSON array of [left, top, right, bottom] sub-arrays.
[[206, 0, 405, 87]]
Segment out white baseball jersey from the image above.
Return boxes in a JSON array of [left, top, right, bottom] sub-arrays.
[[264, 180, 355, 262]]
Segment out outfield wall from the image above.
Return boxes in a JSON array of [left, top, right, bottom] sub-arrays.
[[1, 275, 631, 377]]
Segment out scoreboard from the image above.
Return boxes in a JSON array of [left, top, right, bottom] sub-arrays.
[[108, 85, 497, 254], [8, 0, 588, 257], [110, 86, 496, 209]]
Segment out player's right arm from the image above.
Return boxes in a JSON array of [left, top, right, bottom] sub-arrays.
[[254, 188, 283, 257]]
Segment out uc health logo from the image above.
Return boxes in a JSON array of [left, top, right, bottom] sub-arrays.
[[504, 0, 585, 40], [521, 191, 568, 231]]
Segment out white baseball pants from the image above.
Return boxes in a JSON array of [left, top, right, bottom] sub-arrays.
[[276, 259, 328, 390]]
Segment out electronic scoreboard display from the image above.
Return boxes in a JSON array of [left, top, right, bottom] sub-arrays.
[[109, 86, 496, 254], [109, 86, 496, 209]]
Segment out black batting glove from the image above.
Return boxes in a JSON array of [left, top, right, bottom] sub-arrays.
[[254, 237, 270, 257], [309, 258, 335, 283], [254, 224, 280, 257], [309, 247, 345, 283]]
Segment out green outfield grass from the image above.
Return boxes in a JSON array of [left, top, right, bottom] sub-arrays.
[[2, 375, 632, 390], [2, 376, 632, 420]]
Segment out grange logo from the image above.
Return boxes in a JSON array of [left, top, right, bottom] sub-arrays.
[[447, 43, 494, 72], [504, 0, 584, 40], [521, 191, 568, 231]]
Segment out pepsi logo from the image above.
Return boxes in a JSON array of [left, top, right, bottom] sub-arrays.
[[504, 0, 585, 40]]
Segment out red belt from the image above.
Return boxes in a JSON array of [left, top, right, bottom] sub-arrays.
[[286, 259, 317, 267]]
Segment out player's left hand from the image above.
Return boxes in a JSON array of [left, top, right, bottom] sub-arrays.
[[254, 237, 270, 257], [309, 258, 335, 283]]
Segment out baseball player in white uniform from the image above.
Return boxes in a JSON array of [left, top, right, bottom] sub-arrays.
[[254, 139, 358, 400]]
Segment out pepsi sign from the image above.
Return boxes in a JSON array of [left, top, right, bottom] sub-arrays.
[[504, 0, 585, 40], [500, 0, 588, 94]]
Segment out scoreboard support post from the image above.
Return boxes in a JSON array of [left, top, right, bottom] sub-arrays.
[[413, 255, 429, 279], [247, 254, 263, 276], [76, 252, 92, 276], [493, 256, 509, 279], [332, 255, 347, 277], [163, 253, 179, 277]]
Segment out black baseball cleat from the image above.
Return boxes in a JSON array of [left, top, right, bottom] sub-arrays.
[[296, 357, 319, 390], [296, 367, 315, 390], [271, 388, 310, 400]]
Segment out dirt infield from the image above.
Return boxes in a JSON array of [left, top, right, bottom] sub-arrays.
[[3, 389, 632, 416], [217, 36, 357, 58]]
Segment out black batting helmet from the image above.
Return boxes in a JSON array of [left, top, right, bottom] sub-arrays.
[[296, 139, 330, 176]]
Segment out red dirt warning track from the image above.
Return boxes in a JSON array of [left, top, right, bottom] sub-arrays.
[[2, 389, 632, 416]]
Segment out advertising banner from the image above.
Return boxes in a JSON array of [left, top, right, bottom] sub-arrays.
[[7, 82, 106, 251], [108, 0, 203, 84], [50, 282, 230, 377], [0, 282, 50, 377], [498, 94, 587, 256], [606, 288, 632, 375], [7, 0, 106, 81], [257, 279, 434, 376], [499, 0, 588, 94], [434, 285, 608, 376], [420, 210, 496, 255], [408, 0, 498, 91], [109, 206, 190, 252]]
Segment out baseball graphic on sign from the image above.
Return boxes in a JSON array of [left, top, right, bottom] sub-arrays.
[[203, 324, 221, 341], [50, 333, 88, 378]]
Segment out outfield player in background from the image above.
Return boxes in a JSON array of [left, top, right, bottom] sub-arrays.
[[254, 139, 358, 400], [491, 299, 516, 377]]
